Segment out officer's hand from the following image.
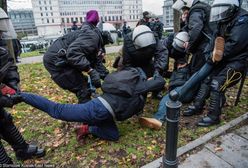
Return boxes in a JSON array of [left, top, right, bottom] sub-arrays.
[[0, 96, 14, 107], [0, 94, 23, 108], [0, 85, 16, 96], [153, 70, 161, 80], [88, 69, 101, 88]]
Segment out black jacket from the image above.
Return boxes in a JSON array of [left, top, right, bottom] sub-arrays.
[[101, 67, 165, 121], [183, 0, 212, 53], [122, 33, 168, 74], [182, 0, 212, 74], [221, 9, 248, 63], [43, 22, 103, 76], [0, 46, 20, 92]]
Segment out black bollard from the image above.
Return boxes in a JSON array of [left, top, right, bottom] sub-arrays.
[[163, 92, 182, 168]]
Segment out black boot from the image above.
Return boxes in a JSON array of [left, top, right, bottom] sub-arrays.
[[183, 82, 210, 116], [0, 110, 45, 161], [76, 89, 91, 104], [15, 144, 45, 161], [197, 91, 222, 127], [0, 141, 13, 164]]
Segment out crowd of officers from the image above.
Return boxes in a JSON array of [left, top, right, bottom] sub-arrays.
[[0, 0, 248, 165]]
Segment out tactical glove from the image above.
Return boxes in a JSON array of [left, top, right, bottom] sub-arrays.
[[153, 70, 161, 80], [88, 69, 101, 88]]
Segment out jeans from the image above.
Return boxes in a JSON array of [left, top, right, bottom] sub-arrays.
[[154, 85, 199, 122], [21, 92, 119, 141]]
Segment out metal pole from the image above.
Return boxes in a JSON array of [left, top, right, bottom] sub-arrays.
[[163, 94, 182, 168]]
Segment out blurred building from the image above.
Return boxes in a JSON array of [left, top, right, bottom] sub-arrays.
[[8, 9, 37, 35], [31, 0, 142, 37], [162, 0, 248, 30]]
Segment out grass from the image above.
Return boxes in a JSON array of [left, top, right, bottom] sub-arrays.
[[20, 50, 44, 58], [6, 54, 248, 167]]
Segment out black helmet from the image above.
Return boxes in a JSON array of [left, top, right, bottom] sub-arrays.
[[102, 31, 113, 45]]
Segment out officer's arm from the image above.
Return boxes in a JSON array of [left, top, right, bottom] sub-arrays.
[[66, 31, 98, 72], [2, 58, 20, 91], [154, 40, 169, 73], [187, 9, 205, 52], [223, 19, 248, 59]]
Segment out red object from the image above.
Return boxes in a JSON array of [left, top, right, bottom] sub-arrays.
[[1, 85, 16, 95], [75, 124, 89, 141]]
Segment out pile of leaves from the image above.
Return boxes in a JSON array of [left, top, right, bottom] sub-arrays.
[[6, 54, 248, 167]]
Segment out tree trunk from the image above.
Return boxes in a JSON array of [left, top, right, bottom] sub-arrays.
[[173, 0, 180, 32]]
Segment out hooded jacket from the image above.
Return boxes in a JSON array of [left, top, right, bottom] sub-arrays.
[[101, 67, 165, 121]]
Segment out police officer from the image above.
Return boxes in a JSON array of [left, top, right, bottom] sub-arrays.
[[153, 18, 164, 40], [136, 11, 151, 28], [173, 0, 212, 75], [43, 10, 112, 104], [121, 25, 168, 99], [0, 8, 45, 164], [184, 0, 248, 126]]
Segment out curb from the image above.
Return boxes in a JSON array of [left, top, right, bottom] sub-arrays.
[[142, 112, 248, 168]]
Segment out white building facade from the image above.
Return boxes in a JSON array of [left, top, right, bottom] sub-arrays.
[[31, 0, 142, 37], [162, 0, 248, 30]]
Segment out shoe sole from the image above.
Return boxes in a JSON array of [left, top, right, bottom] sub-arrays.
[[16, 151, 46, 161], [139, 118, 162, 130]]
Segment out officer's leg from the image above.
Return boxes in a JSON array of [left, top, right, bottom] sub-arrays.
[[52, 68, 91, 104], [197, 66, 243, 126], [0, 140, 13, 164], [0, 108, 45, 161], [183, 77, 211, 116]]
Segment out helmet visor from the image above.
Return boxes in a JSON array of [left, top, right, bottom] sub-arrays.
[[0, 19, 17, 39], [210, 5, 230, 22]]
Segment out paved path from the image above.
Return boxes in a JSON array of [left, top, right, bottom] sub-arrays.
[[18, 45, 122, 65], [179, 125, 248, 168]]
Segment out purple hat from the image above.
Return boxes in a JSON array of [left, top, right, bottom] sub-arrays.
[[86, 10, 99, 26]]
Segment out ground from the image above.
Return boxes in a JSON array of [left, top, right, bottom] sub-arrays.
[[5, 54, 248, 167]]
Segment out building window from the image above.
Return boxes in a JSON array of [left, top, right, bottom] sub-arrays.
[[67, 18, 69, 23], [109, 16, 111, 21], [62, 18, 65, 23], [44, 1, 46, 5], [71, 18, 74, 23], [47, 19, 49, 23], [80, 17, 83, 23], [51, 12, 53, 16], [39, 1, 41, 5], [45, 7, 47, 10], [50, 7, 52, 10], [52, 19, 54, 23], [41, 18, 44, 24], [41, 13, 43, 16], [49, 0, 51, 4], [46, 13, 48, 16], [40, 7, 42, 11]]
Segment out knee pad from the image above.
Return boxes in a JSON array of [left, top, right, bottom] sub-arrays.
[[210, 79, 220, 92]]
